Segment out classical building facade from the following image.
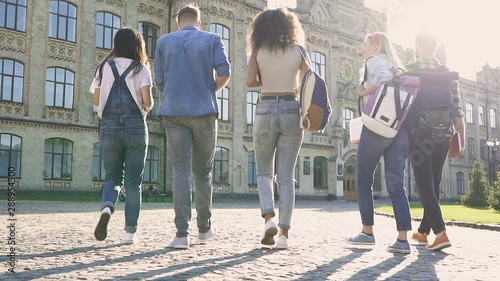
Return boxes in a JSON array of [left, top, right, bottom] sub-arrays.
[[1, 0, 498, 200]]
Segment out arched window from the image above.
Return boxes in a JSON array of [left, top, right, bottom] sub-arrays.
[[49, 1, 77, 42], [468, 137, 475, 159], [217, 87, 229, 121], [478, 106, 485, 126], [248, 151, 256, 185], [214, 146, 229, 184], [313, 156, 327, 189], [466, 103, 473, 124], [457, 172, 464, 194], [210, 23, 229, 56], [0, 0, 27, 32], [46, 67, 74, 109], [311, 51, 326, 80], [490, 109, 496, 128], [96, 12, 121, 49], [144, 146, 159, 183], [44, 138, 73, 179], [138, 22, 159, 58], [92, 143, 105, 181], [0, 134, 22, 178], [0, 59, 24, 103], [247, 91, 259, 125]]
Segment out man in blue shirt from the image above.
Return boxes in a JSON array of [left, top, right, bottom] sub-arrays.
[[154, 3, 230, 249]]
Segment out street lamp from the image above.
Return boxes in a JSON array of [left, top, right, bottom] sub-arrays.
[[486, 139, 500, 186]]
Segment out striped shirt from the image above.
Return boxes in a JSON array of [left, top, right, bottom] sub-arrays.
[[407, 58, 464, 118]]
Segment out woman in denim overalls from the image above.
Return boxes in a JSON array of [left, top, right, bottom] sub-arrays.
[[90, 28, 153, 244]]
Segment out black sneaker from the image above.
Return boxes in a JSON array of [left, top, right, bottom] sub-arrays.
[[94, 213, 110, 241]]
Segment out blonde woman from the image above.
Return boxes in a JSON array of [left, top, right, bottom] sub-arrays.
[[347, 32, 413, 254], [246, 7, 308, 249]]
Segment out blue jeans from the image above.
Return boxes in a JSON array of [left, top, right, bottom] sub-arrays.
[[409, 134, 449, 235], [356, 126, 411, 231], [162, 115, 217, 237], [99, 116, 148, 233], [253, 99, 303, 230]]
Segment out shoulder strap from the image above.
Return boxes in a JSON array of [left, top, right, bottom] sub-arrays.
[[108, 59, 136, 80], [107, 60, 120, 80], [298, 45, 313, 71]]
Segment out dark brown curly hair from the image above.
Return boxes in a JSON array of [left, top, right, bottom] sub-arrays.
[[247, 7, 305, 53]]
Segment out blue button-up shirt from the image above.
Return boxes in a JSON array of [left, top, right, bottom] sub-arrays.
[[154, 26, 230, 117]]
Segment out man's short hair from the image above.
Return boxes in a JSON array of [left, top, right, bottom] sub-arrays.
[[177, 3, 200, 23], [416, 30, 437, 50]]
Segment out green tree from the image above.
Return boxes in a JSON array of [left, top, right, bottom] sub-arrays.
[[488, 172, 500, 211], [462, 160, 489, 207]]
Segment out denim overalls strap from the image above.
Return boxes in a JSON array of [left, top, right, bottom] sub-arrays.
[[102, 60, 143, 119]]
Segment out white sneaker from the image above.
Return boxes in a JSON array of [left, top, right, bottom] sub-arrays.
[[169, 236, 189, 249], [198, 227, 216, 243], [124, 233, 136, 245], [275, 236, 289, 249], [261, 220, 278, 247]]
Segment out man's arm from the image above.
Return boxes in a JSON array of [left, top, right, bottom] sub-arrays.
[[153, 39, 164, 92], [213, 35, 231, 92]]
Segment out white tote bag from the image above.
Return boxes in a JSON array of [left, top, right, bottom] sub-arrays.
[[349, 117, 363, 144]]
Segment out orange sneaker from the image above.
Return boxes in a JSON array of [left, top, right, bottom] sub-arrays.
[[411, 232, 428, 246], [427, 231, 451, 251]]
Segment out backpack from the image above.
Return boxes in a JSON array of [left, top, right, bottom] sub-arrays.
[[298, 46, 332, 132], [404, 67, 459, 137], [360, 57, 421, 138]]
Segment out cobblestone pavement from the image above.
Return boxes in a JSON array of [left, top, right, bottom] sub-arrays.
[[1, 200, 499, 280]]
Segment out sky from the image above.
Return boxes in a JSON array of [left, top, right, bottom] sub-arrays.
[[270, 0, 499, 81]]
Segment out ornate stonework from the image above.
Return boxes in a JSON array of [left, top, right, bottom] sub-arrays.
[[47, 40, 77, 63], [95, 0, 127, 7], [0, 102, 24, 116], [0, 30, 26, 54], [138, 3, 165, 17]]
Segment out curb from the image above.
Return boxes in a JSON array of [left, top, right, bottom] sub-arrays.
[[375, 211, 500, 232]]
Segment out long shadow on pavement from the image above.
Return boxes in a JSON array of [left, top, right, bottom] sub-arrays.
[[118, 248, 274, 280], [344, 255, 406, 281], [9, 246, 176, 279], [385, 247, 448, 281], [344, 247, 449, 281], [15, 244, 120, 259], [293, 248, 371, 281], [9, 247, 273, 280]]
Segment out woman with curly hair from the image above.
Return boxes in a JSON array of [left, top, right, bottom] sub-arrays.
[[246, 7, 308, 249]]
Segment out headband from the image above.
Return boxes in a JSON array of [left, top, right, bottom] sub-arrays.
[[372, 33, 381, 45]]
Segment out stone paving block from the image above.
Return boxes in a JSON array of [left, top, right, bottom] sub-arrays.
[[0, 200, 498, 280]]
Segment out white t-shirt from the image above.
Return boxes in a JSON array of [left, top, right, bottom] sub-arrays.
[[89, 58, 152, 118]]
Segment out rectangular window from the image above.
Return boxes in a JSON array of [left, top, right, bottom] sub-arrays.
[[0, 0, 27, 32]]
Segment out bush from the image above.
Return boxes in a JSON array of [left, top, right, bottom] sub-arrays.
[[462, 160, 489, 207], [488, 172, 500, 211]]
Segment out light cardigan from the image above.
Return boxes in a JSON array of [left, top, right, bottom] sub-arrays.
[[363, 54, 394, 88]]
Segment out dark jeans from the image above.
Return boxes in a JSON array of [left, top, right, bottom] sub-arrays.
[[100, 116, 148, 233], [409, 134, 449, 235], [357, 126, 411, 231]]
